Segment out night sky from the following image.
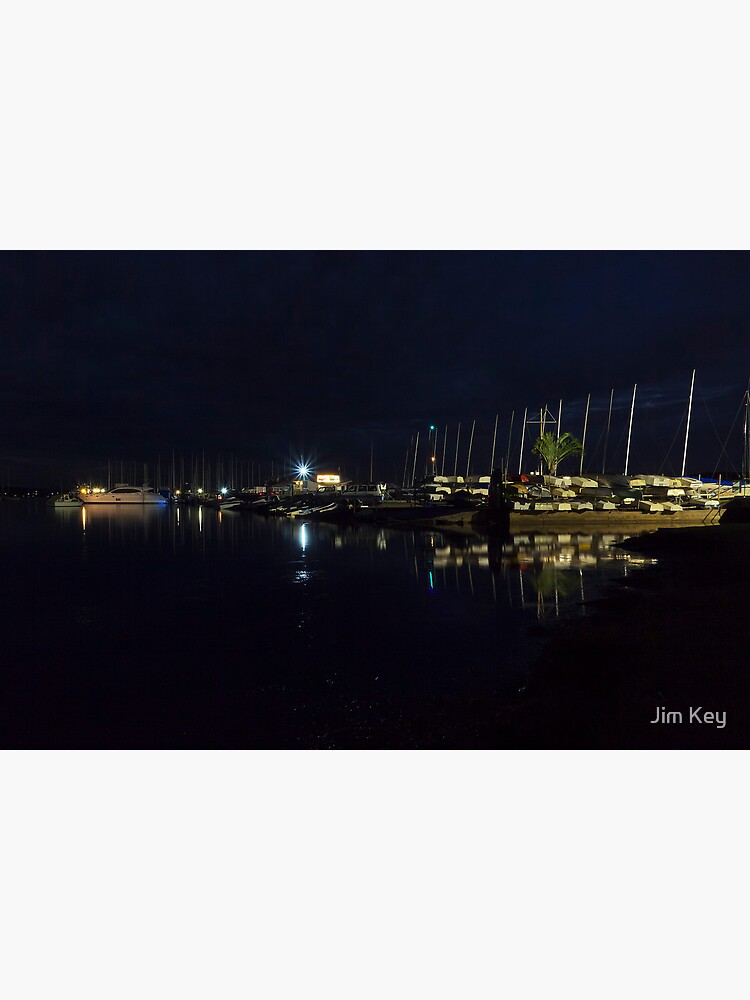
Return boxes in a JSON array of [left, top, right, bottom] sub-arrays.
[[2, 251, 749, 488]]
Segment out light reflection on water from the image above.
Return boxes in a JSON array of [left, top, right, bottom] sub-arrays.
[[0, 500, 662, 747], [56, 503, 654, 621], [415, 529, 654, 619]]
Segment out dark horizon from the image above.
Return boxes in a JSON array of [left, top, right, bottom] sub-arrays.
[[3, 251, 749, 488]]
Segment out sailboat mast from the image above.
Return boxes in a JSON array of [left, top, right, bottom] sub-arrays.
[[538, 408, 545, 473], [489, 413, 499, 475], [506, 410, 515, 470], [602, 388, 614, 473], [465, 420, 476, 479], [453, 422, 461, 478], [680, 369, 696, 477], [624, 383, 637, 476], [557, 399, 562, 438], [579, 393, 590, 476], [518, 407, 528, 475], [743, 384, 750, 492], [411, 431, 420, 487]]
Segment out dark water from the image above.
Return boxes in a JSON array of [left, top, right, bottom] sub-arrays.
[[0, 501, 652, 748]]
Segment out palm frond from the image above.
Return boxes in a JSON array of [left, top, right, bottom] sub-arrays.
[[531, 431, 583, 475]]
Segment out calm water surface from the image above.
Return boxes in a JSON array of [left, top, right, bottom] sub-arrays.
[[0, 501, 653, 747]]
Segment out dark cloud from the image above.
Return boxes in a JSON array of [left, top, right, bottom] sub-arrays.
[[1, 251, 748, 485]]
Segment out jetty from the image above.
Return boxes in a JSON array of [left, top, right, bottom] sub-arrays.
[[485, 470, 733, 530]]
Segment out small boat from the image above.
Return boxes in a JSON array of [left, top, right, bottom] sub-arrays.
[[641, 474, 674, 487], [216, 493, 250, 511], [300, 501, 341, 520], [49, 492, 83, 507], [638, 500, 664, 513], [570, 476, 598, 488], [82, 484, 168, 505], [661, 502, 683, 514]]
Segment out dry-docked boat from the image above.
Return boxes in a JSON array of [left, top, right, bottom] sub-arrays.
[[484, 470, 730, 529], [81, 484, 168, 505], [638, 499, 664, 513]]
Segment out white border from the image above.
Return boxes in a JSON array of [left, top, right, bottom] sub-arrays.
[[1, 3, 746, 997], [2, 751, 745, 999], [1, 2, 748, 248]]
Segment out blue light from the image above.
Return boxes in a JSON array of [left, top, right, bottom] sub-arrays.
[[429, 570, 434, 590]]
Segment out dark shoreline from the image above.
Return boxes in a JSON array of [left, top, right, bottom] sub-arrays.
[[485, 524, 750, 749], [315, 524, 750, 750]]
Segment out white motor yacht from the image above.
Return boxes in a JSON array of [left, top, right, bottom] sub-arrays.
[[82, 484, 168, 505]]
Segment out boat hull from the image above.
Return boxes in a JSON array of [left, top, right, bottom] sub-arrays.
[[83, 486, 168, 505], [83, 497, 167, 504]]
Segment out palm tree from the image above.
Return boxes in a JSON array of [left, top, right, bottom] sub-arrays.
[[531, 431, 583, 476]]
